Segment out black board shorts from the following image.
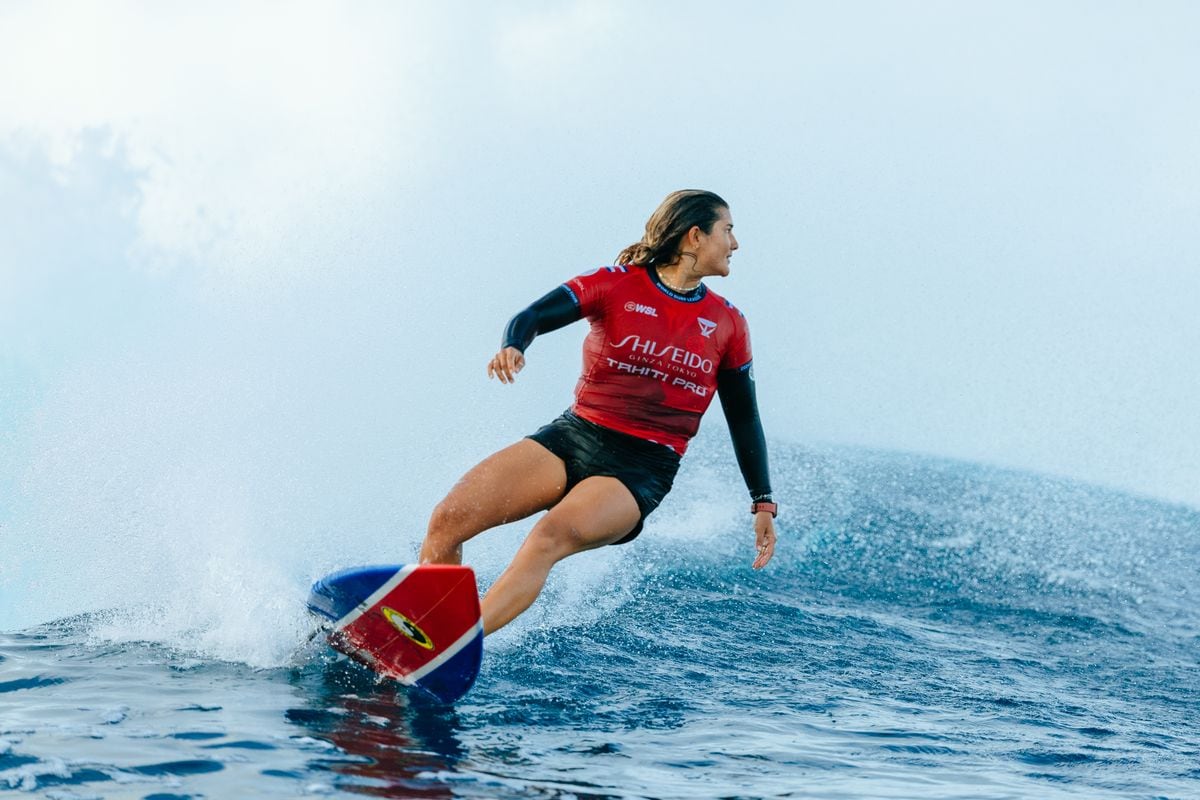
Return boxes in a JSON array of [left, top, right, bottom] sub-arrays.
[[526, 410, 682, 544]]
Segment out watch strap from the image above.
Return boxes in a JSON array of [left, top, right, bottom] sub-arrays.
[[751, 501, 778, 518]]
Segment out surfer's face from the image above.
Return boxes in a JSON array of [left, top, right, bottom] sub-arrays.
[[690, 206, 737, 278]]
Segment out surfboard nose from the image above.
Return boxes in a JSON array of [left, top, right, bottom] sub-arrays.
[[308, 564, 401, 621]]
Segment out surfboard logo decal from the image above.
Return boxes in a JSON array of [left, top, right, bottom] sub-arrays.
[[381, 606, 434, 650]]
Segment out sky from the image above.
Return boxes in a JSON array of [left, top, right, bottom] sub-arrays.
[[1, 1, 1198, 626]]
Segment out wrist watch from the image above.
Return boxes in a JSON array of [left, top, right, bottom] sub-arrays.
[[750, 500, 778, 518]]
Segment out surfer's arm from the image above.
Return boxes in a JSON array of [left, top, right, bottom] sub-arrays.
[[717, 363, 776, 569], [502, 286, 581, 352], [717, 363, 772, 501], [489, 286, 582, 383]]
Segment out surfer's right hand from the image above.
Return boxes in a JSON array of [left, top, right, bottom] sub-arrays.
[[488, 346, 525, 384]]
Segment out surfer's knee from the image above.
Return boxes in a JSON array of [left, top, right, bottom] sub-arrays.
[[525, 516, 588, 560], [426, 498, 477, 543]]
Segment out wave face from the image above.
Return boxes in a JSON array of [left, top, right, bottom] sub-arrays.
[[2, 443, 1198, 798]]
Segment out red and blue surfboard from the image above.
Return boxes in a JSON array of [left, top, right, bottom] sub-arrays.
[[307, 564, 483, 703]]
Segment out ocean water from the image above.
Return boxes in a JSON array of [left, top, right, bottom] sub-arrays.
[[2, 442, 1198, 799]]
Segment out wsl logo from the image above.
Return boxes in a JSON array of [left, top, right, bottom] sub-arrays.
[[624, 301, 658, 317], [697, 317, 717, 338]]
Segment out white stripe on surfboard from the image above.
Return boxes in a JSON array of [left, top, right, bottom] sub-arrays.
[[334, 564, 421, 628], [401, 620, 484, 686]]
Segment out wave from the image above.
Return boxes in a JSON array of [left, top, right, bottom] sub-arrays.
[[7, 441, 1197, 667], [645, 441, 1200, 642]]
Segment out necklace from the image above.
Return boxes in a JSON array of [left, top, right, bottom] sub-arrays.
[[656, 268, 700, 294]]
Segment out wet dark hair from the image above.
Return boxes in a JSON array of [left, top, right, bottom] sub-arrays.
[[615, 190, 728, 267]]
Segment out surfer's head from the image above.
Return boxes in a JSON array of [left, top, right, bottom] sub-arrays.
[[616, 190, 729, 268]]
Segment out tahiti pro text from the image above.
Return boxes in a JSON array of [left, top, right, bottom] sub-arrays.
[[604, 358, 710, 397]]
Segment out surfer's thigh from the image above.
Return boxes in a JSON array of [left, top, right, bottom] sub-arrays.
[[427, 438, 568, 540], [525, 475, 641, 559]]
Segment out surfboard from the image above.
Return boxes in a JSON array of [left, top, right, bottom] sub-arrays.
[[307, 564, 483, 703]]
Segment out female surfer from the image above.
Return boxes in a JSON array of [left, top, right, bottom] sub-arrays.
[[418, 190, 776, 634]]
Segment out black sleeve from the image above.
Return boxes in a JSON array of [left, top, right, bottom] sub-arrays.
[[717, 364, 773, 501], [501, 285, 582, 353]]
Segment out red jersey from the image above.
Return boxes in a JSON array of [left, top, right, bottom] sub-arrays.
[[561, 265, 753, 455]]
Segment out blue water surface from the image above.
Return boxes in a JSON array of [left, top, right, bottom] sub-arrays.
[[2, 444, 1198, 799]]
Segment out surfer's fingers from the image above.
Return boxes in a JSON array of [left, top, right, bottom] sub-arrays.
[[487, 349, 522, 384], [752, 516, 777, 569], [487, 354, 505, 382]]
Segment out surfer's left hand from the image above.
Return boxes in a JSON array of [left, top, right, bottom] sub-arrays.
[[752, 513, 776, 570]]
